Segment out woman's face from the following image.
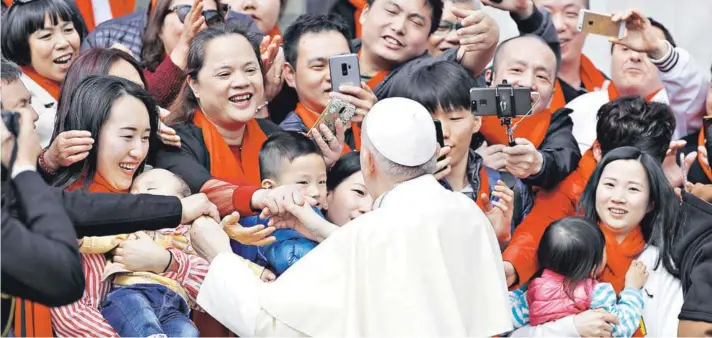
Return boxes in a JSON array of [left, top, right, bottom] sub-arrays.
[[160, 0, 218, 55], [189, 34, 264, 128], [325, 171, 373, 226], [224, 0, 280, 34], [108, 59, 144, 88], [595, 159, 652, 237], [97, 95, 151, 191], [28, 14, 81, 82]]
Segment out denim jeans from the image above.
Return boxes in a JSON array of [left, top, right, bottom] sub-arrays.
[[100, 284, 197, 337]]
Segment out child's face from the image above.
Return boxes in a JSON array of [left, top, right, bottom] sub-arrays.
[[271, 154, 328, 208], [130, 169, 183, 198]]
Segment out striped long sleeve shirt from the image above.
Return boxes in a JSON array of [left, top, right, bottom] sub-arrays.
[[49, 249, 208, 337], [510, 282, 644, 338]]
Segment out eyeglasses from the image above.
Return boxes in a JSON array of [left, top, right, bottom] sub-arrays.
[[168, 4, 227, 26], [433, 20, 464, 36]]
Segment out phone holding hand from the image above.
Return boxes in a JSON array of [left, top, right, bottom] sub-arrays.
[[329, 54, 361, 92]]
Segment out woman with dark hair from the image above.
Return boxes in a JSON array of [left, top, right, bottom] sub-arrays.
[[511, 146, 683, 337], [47, 75, 208, 337], [1, 0, 87, 147], [324, 152, 372, 226], [39, 47, 181, 177]]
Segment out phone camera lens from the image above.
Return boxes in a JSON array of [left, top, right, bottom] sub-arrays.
[[341, 63, 348, 76]]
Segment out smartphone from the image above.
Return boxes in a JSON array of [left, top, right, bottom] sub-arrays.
[[704, 116, 712, 161], [577, 9, 625, 38], [307, 98, 356, 137], [469, 87, 532, 117], [329, 54, 361, 93], [434, 120, 445, 148]]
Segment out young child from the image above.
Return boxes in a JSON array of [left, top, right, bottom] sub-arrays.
[[232, 132, 328, 276], [78, 169, 267, 337], [509, 216, 648, 338]]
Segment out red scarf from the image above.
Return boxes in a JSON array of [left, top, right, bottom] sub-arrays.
[[294, 103, 360, 152], [193, 108, 267, 186], [550, 55, 608, 110], [20, 66, 61, 100], [67, 173, 129, 193], [349, 0, 367, 38], [698, 129, 712, 181], [480, 109, 552, 149]]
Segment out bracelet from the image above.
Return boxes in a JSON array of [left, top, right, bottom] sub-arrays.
[[38, 148, 56, 176], [162, 250, 173, 273]]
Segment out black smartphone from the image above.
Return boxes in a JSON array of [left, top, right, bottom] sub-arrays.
[[1, 110, 20, 137], [704, 116, 712, 160], [469, 87, 532, 117], [434, 119, 445, 147]]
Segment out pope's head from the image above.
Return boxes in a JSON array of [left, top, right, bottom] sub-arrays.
[[360, 98, 438, 200]]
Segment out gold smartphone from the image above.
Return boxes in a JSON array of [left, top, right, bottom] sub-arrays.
[[577, 9, 625, 38], [307, 98, 356, 137]]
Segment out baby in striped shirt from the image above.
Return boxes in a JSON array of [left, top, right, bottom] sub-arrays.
[[508, 217, 648, 337]]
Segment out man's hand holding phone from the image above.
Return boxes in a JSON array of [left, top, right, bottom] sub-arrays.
[[609, 9, 670, 60], [329, 82, 377, 123], [480, 0, 533, 19]]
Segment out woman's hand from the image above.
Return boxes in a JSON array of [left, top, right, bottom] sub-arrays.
[[310, 121, 347, 168], [262, 42, 285, 103], [573, 309, 619, 337], [113, 232, 171, 274], [158, 107, 181, 147], [328, 82, 377, 123], [170, 0, 207, 70], [44, 130, 94, 172], [221, 212, 276, 246]]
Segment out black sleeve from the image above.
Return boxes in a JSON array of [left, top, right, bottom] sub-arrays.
[[0, 171, 84, 307], [679, 239, 712, 324], [511, 5, 561, 66], [523, 108, 582, 189], [56, 189, 183, 237], [152, 123, 214, 193]]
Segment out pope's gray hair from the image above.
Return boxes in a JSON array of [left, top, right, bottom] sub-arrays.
[[362, 127, 437, 180]]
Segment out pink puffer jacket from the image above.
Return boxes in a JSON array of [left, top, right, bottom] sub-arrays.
[[527, 269, 597, 325]]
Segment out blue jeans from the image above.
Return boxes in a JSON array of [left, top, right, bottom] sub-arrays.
[[100, 284, 197, 337]]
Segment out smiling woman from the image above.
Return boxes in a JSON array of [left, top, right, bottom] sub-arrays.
[[49, 75, 160, 191], [1, 0, 87, 146]]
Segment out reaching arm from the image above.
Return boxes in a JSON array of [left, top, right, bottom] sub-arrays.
[[590, 283, 644, 338], [509, 287, 531, 329]]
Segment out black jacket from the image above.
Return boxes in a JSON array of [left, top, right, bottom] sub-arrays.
[[1, 170, 84, 332], [153, 119, 281, 193], [675, 191, 712, 327]]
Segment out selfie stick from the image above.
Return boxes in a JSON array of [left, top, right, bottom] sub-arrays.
[[494, 80, 517, 146]]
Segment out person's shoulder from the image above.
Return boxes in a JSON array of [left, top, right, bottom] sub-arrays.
[[256, 118, 282, 136], [565, 90, 609, 115], [279, 112, 308, 133]]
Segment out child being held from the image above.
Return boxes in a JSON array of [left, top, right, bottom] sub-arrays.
[[233, 132, 327, 277], [509, 216, 648, 337], [78, 169, 266, 337]]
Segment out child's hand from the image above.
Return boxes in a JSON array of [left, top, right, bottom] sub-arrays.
[[625, 260, 649, 289], [221, 212, 276, 246]]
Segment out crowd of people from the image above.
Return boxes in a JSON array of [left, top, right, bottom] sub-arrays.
[[1, 0, 711, 336]]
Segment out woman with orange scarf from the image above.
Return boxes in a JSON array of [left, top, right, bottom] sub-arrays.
[[1, 0, 87, 147], [510, 147, 683, 337]]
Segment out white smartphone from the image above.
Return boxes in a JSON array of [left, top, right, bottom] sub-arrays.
[[577, 9, 625, 39], [329, 53, 361, 92]]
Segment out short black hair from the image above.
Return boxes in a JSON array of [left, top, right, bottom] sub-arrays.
[[327, 152, 362, 191], [379, 59, 474, 114], [1, 58, 22, 83], [537, 216, 605, 299], [596, 96, 675, 162], [493, 34, 560, 73], [2, 0, 87, 66], [283, 14, 351, 67], [366, 0, 443, 35], [648, 17, 676, 48], [259, 131, 324, 181]]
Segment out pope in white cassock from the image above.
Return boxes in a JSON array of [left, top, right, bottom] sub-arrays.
[[189, 97, 513, 337]]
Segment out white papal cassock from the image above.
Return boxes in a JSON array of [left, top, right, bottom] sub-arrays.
[[197, 175, 513, 336]]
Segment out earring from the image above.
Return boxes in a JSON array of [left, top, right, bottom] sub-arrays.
[[256, 101, 269, 113]]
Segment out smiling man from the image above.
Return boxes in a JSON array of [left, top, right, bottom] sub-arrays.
[[566, 10, 708, 153]]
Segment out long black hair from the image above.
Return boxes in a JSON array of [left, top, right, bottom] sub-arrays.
[[50, 75, 160, 190], [327, 152, 362, 192], [578, 146, 679, 272], [537, 216, 606, 298]]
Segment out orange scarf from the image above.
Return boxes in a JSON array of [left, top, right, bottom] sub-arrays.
[[599, 224, 646, 294], [67, 173, 129, 193], [480, 109, 552, 149], [349, 0, 367, 38], [294, 103, 359, 153], [559, 149, 598, 201], [193, 108, 267, 186], [268, 26, 281, 40], [698, 129, 712, 181], [357, 50, 389, 90], [20, 66, 61, 100], [73, 0, 136, 31], [550, 55, 608, 110], [607, 83, 662, 102]]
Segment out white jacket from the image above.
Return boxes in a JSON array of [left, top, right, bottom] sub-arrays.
[[21, 73, 57, 148], [510, 246, 683, 337], [567, 43, 708, 154]]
